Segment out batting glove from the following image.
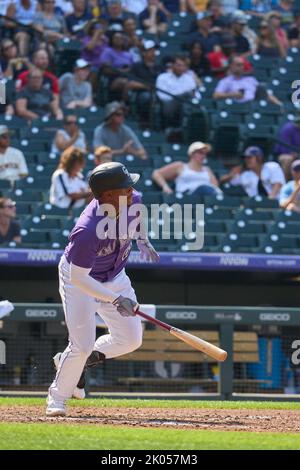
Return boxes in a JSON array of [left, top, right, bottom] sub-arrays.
[[113, 295, 139, 317], [137, 239, 160, 263]]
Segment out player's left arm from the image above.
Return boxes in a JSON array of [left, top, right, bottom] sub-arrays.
[[133, 192, 160, 263]]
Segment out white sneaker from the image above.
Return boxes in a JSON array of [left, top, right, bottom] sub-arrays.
[[53, 352, 86, 400], [46, 395, 66, 417]]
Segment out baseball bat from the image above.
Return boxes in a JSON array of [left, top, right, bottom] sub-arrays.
[[136, 310, 227, 362]]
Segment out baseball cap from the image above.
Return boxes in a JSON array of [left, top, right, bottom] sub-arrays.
[[74, 58, 90, 69], [142, 39, 156, 50], [104, 101, 125, 120], [0, 125, 10, 137], [292, 159, 300, 172], [231, 10, 250, 24], [243, 146, 264, 158], [188, 141, 212, 156], [89, 162, 140, 198], [196, 11, 212, 21]]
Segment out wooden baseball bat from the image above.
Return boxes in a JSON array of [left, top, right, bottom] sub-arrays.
[[136, 310, 227, 362]]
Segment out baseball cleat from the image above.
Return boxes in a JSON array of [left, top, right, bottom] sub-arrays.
[[53, 352, 86, 400], [46, 395, 66, 417]]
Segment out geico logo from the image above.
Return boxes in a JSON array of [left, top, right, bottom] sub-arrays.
[[25, 310, 57, 318], [166, 312, 197, 320], [259, 313, 290, 321]]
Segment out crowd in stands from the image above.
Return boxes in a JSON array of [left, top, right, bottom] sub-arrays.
[[0, 0, 300, 250]]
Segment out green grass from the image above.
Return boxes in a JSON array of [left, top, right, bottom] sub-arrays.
[[1, 397, 300, 411], [0, 422, 300, 450]]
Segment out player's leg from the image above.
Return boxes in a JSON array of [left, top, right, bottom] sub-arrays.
[[46, 257, 97, 416], [93, 270, 143, 359]]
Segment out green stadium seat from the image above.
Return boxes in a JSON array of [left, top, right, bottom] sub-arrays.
[[7, 188, 44, 203], [204, 206, 233, 222], [229, 219, 267, 235], [216, 101, 253, 115], [0, 180, 11, 191], [221, 234, 260, 253], [268, 220, 300, 236], [244, 196, 279, 209], [260, 234, 299, 254], [23, 216, 62, 231], [204, 195, 242, 209], [49, 230, 70, 249], [20, 229, 50, 246], [212, 124, 242, 159], [235, 207, 275, 222], [15, 176, 51, 191], [34, 203, 69, 218], [15, 202, 32, 215], [274, 210, 300, 223]]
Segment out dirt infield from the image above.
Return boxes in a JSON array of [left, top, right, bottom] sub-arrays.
[[1, 405, 300, 433]]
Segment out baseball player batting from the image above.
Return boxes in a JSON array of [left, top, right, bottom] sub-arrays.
[[46, 161, 159, 417]]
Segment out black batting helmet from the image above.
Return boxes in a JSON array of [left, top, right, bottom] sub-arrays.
[[89, 162, 140, 198]]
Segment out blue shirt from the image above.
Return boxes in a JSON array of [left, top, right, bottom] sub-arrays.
[[66, 11, 93, 37], [279, 180, 300, 207], [240, 0, 278, 13]]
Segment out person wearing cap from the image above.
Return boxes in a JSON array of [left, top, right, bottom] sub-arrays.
[[93, 101, 147, 159], [275, 111, 300, 180], [188, 11, 222, 53], [230, 10, 253, 55], [139, 0, 168, 35], [49, 146, 91, 209], [0, 126, 28, 184], [124, 39, 162, 124], [279, 159, 300, 212], [221, 146, 285, 199], [0, 197, 21, 245], [46, 161, 159, 416], [152, 141, 221, 197], [59, 58, 93, 109], [51, 115, 88, 155], [16, 67, 63, 121], [65, 0, 93, 39]]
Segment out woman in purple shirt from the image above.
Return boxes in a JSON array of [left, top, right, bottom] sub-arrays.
[[100, 31, 134, 99], [81, 20, 109, 69]]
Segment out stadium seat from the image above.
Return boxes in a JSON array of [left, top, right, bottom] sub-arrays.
[[221, 234, 260, 253], [235, 207, 275, 222], [204, 195, 242, 209], [244, 196, 279, 209], [34, 203, 69, 218], [212, 124, 243, 160]]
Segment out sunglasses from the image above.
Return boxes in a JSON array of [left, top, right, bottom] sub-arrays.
[[66, 120, 77, 125], [0, 134, 9, 139], [114, 112, 124, 117], [3, 203, 16, 209]]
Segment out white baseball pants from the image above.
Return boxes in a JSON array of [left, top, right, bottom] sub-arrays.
[[49, 255, 142, 401]]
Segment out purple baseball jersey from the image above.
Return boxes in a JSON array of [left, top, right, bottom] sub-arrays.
[[64, 191, 142, 282]]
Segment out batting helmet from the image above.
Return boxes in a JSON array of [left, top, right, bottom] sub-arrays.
[[89, 162, 140, 198]]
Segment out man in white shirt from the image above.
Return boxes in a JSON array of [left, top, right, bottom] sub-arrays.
[[228, 146, 285, 199], [156, 55, 198, 128], [0, 125, 28, 185], [121, 0, 147, 15]]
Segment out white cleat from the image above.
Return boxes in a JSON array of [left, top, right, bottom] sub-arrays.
[[53, 352, 86, 400], [46, 395, 66, 417]]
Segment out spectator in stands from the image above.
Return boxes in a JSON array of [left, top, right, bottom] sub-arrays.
[[0, 125, 28, 185], [121, 0, 147, 15], [273, 0, 295, 28], [188, 11, 221, 53], [55, 0, 74, 16], [93, 101, 147, 159], [123, 17, 142, 51], [0, 198, 21, 245], [189, 41, 211, 78], [102, 0, 131, 27], [0, 40, 30, 79], [230, 10, 255, 55], [208, 0, 229, 29], [81, 20, 108, 68], [240, 0, 278, 16], [139, 0, 168, 35], [94, 145, 113, 165], [5, 0, 38, 57], [221, 146, 285, 199], [49, 146, 91, 209], [275, 112, 300, 180], [213, 56, 282, 105], [66, 0, 93, 38], [185, 0, 209, 13], [51, 115, 88, 154], [152, 141, 221, 196], [219, 0, 239, 15], [16, 49, 60, 111], [267, 11, 289, 52], [124, 40, 162, 126], [279, 159, 300, 212], [207, 33, 252, 78], [34, 0, 68, 48], [156, 55, 199, 129], [16, 67, 63, 121], [59, 58, 92, 109], [288, 10, 300, 46], [100, 31, 134, 99], [256, 19, 286, 57]]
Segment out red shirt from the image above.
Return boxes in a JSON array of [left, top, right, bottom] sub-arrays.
[[207, 52, 252, 78], [16, 70, 59, 95]]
